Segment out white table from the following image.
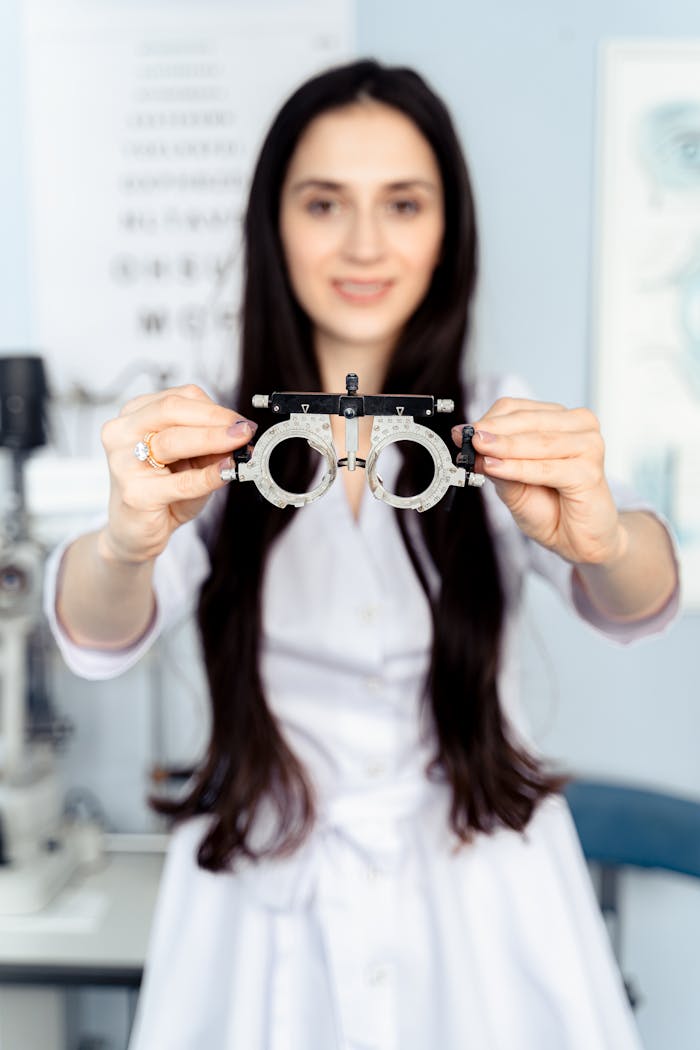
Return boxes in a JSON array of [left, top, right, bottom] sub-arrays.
[[0, 845, 164, 1050]]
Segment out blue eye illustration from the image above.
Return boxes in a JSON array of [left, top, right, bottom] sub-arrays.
[[638, 102, 700, 190]]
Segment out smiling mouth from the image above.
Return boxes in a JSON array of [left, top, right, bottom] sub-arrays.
[[332, 279, 393, 302]]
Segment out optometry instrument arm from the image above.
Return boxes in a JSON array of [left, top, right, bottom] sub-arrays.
[[456, 425, 479, 477]]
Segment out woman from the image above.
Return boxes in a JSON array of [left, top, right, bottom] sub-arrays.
[[48, 60, 678, 1049]]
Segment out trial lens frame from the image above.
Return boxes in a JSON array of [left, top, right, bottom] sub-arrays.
[[220, 373, 485, 511]]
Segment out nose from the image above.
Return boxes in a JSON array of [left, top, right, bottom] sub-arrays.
[[341, 206, 385, 263]]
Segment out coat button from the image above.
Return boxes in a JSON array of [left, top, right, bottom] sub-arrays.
[[365, 963, 392, 988], [366, 864, 385, 885]]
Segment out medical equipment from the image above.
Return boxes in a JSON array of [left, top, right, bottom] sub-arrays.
[[221, 372, 485, 510], [0, 356, 81, 914]]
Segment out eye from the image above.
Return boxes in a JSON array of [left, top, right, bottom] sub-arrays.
[[305, 197, 341, 217], [387, 198, 421, 216]]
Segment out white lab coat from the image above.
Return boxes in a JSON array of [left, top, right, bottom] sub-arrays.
[[44, 376, 679, 1050]]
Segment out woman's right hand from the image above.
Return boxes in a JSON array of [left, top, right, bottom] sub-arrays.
[[99, 384, 256, 564]]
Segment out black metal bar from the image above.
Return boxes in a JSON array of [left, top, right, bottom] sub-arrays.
[[0, 964, 143, 989], [267, 391, 437, 418]]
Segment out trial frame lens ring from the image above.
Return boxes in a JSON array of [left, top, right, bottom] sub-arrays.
[[365, 417, 465, 512], [236, 415, 338, 508]]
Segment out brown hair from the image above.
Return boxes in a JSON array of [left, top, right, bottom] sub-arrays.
[[153, 59, 566, 870]]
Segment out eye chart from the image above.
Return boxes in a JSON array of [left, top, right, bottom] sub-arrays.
[[21, 0, 353, 419]]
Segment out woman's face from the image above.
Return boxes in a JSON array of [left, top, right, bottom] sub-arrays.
[[279, 101, 445, 361]]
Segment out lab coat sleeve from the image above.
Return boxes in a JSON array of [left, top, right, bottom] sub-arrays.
[[42, 518, 210, 680], [525, 491, 681, 645]]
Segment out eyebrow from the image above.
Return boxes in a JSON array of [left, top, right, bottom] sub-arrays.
[[288, 178, 439, 195]]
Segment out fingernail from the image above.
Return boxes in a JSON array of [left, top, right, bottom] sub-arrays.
[[227, 419, 258, 437], [483, 456, 503, 466], [218, 457, 234, 481], [475, 430, 496, 443], [451, 424, 474, 442]]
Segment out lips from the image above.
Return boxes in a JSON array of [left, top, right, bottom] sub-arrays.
[[332, 279, 393, 303]]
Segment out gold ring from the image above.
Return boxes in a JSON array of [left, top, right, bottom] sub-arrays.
[[133, 431, 166, 470]]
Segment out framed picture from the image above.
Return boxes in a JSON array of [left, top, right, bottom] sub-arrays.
[[594, 40, 700, 611]]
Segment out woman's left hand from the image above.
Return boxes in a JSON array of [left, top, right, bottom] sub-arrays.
[[452, 397, 626, 566]]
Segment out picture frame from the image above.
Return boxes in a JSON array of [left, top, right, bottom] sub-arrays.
[[593, 39, 700, 611]]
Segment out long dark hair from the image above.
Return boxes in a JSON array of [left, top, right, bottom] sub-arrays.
[[154, 59, 565, 870]]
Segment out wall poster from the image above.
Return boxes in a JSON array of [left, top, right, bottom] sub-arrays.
[[595, 40, 700, 611], [21, 0, 354, 470]]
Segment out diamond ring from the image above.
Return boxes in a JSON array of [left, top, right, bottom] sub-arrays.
[[133, 431, 166, 470]]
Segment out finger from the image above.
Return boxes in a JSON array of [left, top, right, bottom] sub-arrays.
[[104, 395, 249, 451], [450, 400, 567, 446], [124, 392, 240, 433], [145, 421, 257, 466], [121, 458, 235, 509], [171, 449, 230, 473], [480, 396, 566, 420], [480, 454, 603, 491], [453, 407, 598, 443], [477, 407, 597, 434], [470, 428, 603, 463], [120, 383, 213, 417], [111, 422, 256, 477]]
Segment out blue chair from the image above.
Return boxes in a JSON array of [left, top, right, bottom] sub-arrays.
[[564, 778, 700, 1009]]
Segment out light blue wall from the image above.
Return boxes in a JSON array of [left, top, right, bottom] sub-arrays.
[[1, 2, 698, 1049]]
